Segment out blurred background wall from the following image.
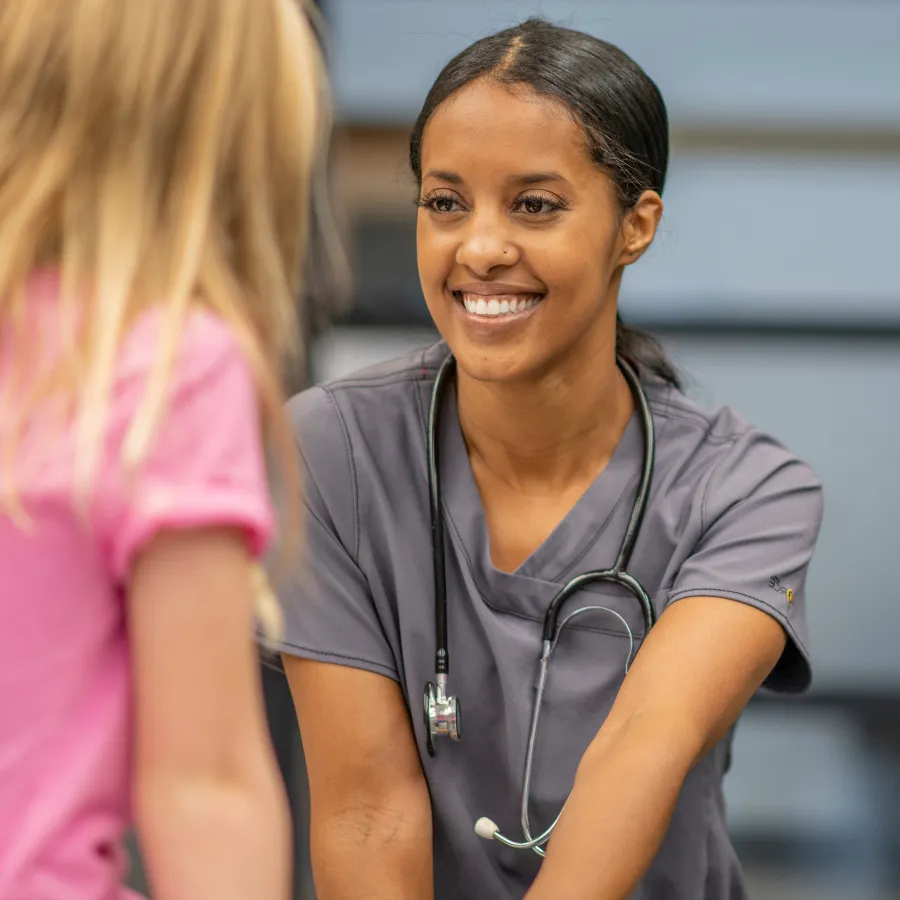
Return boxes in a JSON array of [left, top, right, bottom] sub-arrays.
[[260, 2, 900, 899]]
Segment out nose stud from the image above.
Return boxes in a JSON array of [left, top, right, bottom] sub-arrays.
[[503, 249, 508, 254]]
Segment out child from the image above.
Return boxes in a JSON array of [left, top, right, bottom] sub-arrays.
[[0, 1, 326, 897]]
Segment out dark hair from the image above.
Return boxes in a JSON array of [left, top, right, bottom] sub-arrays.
[[409, 18, 680, 387]]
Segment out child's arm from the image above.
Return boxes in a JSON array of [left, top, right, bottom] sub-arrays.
[[127, 526, 290, 900]]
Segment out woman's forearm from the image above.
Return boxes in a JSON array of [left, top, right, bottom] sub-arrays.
[[310, 788, 434, 900], [136, 764, 292, 900], [524, 714, 696, 900]]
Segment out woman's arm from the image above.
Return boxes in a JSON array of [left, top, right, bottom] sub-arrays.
[[524, 595, 786, 900], [284, 656, 434, 900], [128, 527, 291, 900]]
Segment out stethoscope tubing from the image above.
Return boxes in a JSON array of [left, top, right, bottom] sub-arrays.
[[425, 351, 659, 856]]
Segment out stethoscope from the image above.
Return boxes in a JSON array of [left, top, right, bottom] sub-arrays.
[[423, 352, 658, 857]]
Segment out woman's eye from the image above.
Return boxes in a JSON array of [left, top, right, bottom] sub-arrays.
[[419, 194, 464, 214], [517, 196, 560, 215], [433, 196, 459, 213]]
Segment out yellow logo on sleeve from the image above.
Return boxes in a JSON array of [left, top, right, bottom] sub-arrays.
[[768, 576, 794, 608]]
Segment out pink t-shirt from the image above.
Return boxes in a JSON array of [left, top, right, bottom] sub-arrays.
[[0, 272, 274, 899]]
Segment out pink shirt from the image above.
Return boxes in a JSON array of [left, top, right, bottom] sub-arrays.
[[0, 272, 274, 899]]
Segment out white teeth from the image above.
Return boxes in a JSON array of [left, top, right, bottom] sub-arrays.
[[460, 292, 542, 317]]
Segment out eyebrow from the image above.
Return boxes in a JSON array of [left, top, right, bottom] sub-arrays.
[[507, 171, 567, 186], [423, 169, 464, 184], [421, 170, 569, 187]]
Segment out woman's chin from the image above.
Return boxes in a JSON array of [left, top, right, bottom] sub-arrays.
[[450, 343, 544, 386]]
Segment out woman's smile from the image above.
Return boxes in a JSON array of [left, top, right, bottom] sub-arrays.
[[458, 292, 543, 317], [448, 281, 546, 329]]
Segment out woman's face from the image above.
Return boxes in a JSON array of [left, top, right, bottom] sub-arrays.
[[416, 78, 661, 385]]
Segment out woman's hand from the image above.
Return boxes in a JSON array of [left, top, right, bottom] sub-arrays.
[[524, 595, 786, 900], [284, 657, 434, 900]]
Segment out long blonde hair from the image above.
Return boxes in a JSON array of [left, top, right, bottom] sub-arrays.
[[0, 0, 328, 632]]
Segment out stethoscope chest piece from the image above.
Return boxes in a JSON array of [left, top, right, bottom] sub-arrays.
[[424, 676, 461, 757]]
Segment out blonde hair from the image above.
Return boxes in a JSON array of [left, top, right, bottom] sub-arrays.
[[0, 0, 329, 635]]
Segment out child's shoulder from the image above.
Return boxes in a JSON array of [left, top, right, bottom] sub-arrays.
[[117, 306, 247, 386]]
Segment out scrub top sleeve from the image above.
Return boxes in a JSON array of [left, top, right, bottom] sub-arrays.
[[666, 431, 824, 693], [268, 387, 399, 681]]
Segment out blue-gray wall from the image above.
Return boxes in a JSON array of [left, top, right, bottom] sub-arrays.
[[329, 0, 900, 130]]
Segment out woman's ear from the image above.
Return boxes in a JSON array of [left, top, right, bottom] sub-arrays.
[[619, 190, 664, 266]]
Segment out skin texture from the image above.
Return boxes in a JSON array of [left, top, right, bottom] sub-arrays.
[[129, 528, 292, 900], [286, 77, 787, 900]]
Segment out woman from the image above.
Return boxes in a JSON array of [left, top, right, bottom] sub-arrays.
[[0, 1, 325, 897], [276, 19, 823, 900]]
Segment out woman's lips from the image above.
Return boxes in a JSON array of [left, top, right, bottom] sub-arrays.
[[453, 290, 545, 318]]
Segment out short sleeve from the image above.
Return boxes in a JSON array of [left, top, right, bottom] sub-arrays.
[[264, 388, 399, 681], [666, 432, 824, 693], [101, 311, 274, 581]]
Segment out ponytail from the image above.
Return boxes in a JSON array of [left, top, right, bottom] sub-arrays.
[[615, 314, 681, 389]]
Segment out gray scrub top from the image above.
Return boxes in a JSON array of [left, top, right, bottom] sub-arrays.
[[273, 342, 824, 900]]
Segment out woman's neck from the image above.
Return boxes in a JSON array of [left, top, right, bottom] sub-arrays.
[[456, 342, 634, 494]]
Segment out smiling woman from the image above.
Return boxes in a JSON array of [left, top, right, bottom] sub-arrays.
[[410, 20, 678, 390], [413, 76, 663, 392], [272, 17, 824, 900]]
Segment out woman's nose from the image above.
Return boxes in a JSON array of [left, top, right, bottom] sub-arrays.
[[454, 216, 518, 274]]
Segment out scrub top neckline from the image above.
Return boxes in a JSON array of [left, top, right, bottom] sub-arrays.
[[438, 379, 644, 619]]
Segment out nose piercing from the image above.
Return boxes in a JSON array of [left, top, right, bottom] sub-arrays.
[[503, 249, 508, 254]]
